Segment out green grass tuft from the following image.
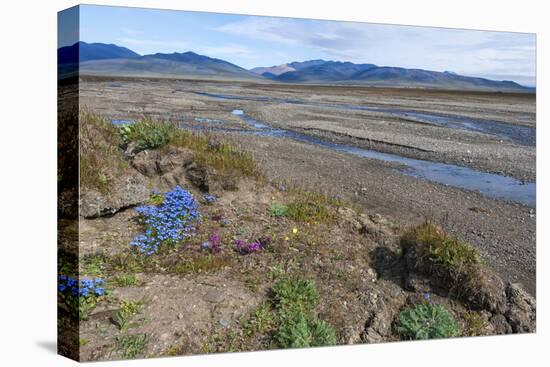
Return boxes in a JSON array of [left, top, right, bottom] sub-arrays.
[[80, 253, 106, 277], [269, 204, 289, 218], [243, 302, 276, 337], [171, 130, 263, 180], [118, 119, 175, 151], [271, 275, 336, 348], [396, 303, 460, 340], [284, 190, 340, 223], [113, 300, 144, 331], [112, 273, 140, 287], [401, 222, 479, 268], [116, 334, 148, 359]]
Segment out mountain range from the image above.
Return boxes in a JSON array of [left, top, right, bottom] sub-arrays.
[[58, 42, 532, 92]]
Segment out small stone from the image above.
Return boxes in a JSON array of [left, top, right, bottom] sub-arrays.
[[219, 319, 230, 328], [177, 313, 184, 320], [160, 333, 171, 341], [204, 289, 223, 303]]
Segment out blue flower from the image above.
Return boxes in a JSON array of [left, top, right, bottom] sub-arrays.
[[131, 186, 200, 254]]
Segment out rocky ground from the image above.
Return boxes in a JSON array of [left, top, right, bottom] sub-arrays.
[[77, 77, 536, 295], [56, 105, 536, 361]]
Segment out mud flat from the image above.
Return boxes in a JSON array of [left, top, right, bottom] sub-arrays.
[[79, 76, 536, 295]]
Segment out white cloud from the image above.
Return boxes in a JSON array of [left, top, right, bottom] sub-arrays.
[[214, 17, 536, 85], [197, 44, 257, 59], [116, 38, 189, 54]]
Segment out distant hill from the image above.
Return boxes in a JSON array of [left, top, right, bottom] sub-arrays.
[[275, 61, 377, 83], [252, 59, 532, 92], [58, 41, 139, 64], [58, 42, 532, 91], [71, 48, 262, 80]]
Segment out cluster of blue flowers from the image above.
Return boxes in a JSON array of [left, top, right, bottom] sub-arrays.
[[131, 186, 200, 254], [58, 275, 105, 297]]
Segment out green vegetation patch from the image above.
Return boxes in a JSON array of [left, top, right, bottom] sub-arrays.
[[116, 334, 148, 359], [118, 119, 175, 151], [171, 130, 263, 180], [401, 222, 479, 268], [283, 190, 341, 223], [112, 273, 140, 287], [271, 275, 336, 348], [269, 203, 289, 218], [113, 300, 144, 331], [397, 303, 460, 340], [168, 255, 229, 275]]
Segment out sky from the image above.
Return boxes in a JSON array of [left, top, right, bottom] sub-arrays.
[[59, 5, 536, 86]]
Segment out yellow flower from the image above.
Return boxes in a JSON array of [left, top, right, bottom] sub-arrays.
[[284, 236, 289, 241], [292, 228, 298, 234]]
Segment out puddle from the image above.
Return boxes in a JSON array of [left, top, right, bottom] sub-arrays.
[[195, 92, 535, 147]]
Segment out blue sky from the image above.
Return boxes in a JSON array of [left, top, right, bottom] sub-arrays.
[[60, 5, 536, 86]]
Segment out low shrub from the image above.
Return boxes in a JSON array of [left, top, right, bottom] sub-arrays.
[[396, 303, 460, 340]]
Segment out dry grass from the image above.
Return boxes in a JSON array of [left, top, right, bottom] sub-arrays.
[[80, 110, 130, 192], [400, 221, 479, 268], [172, 130, 263, 180]]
